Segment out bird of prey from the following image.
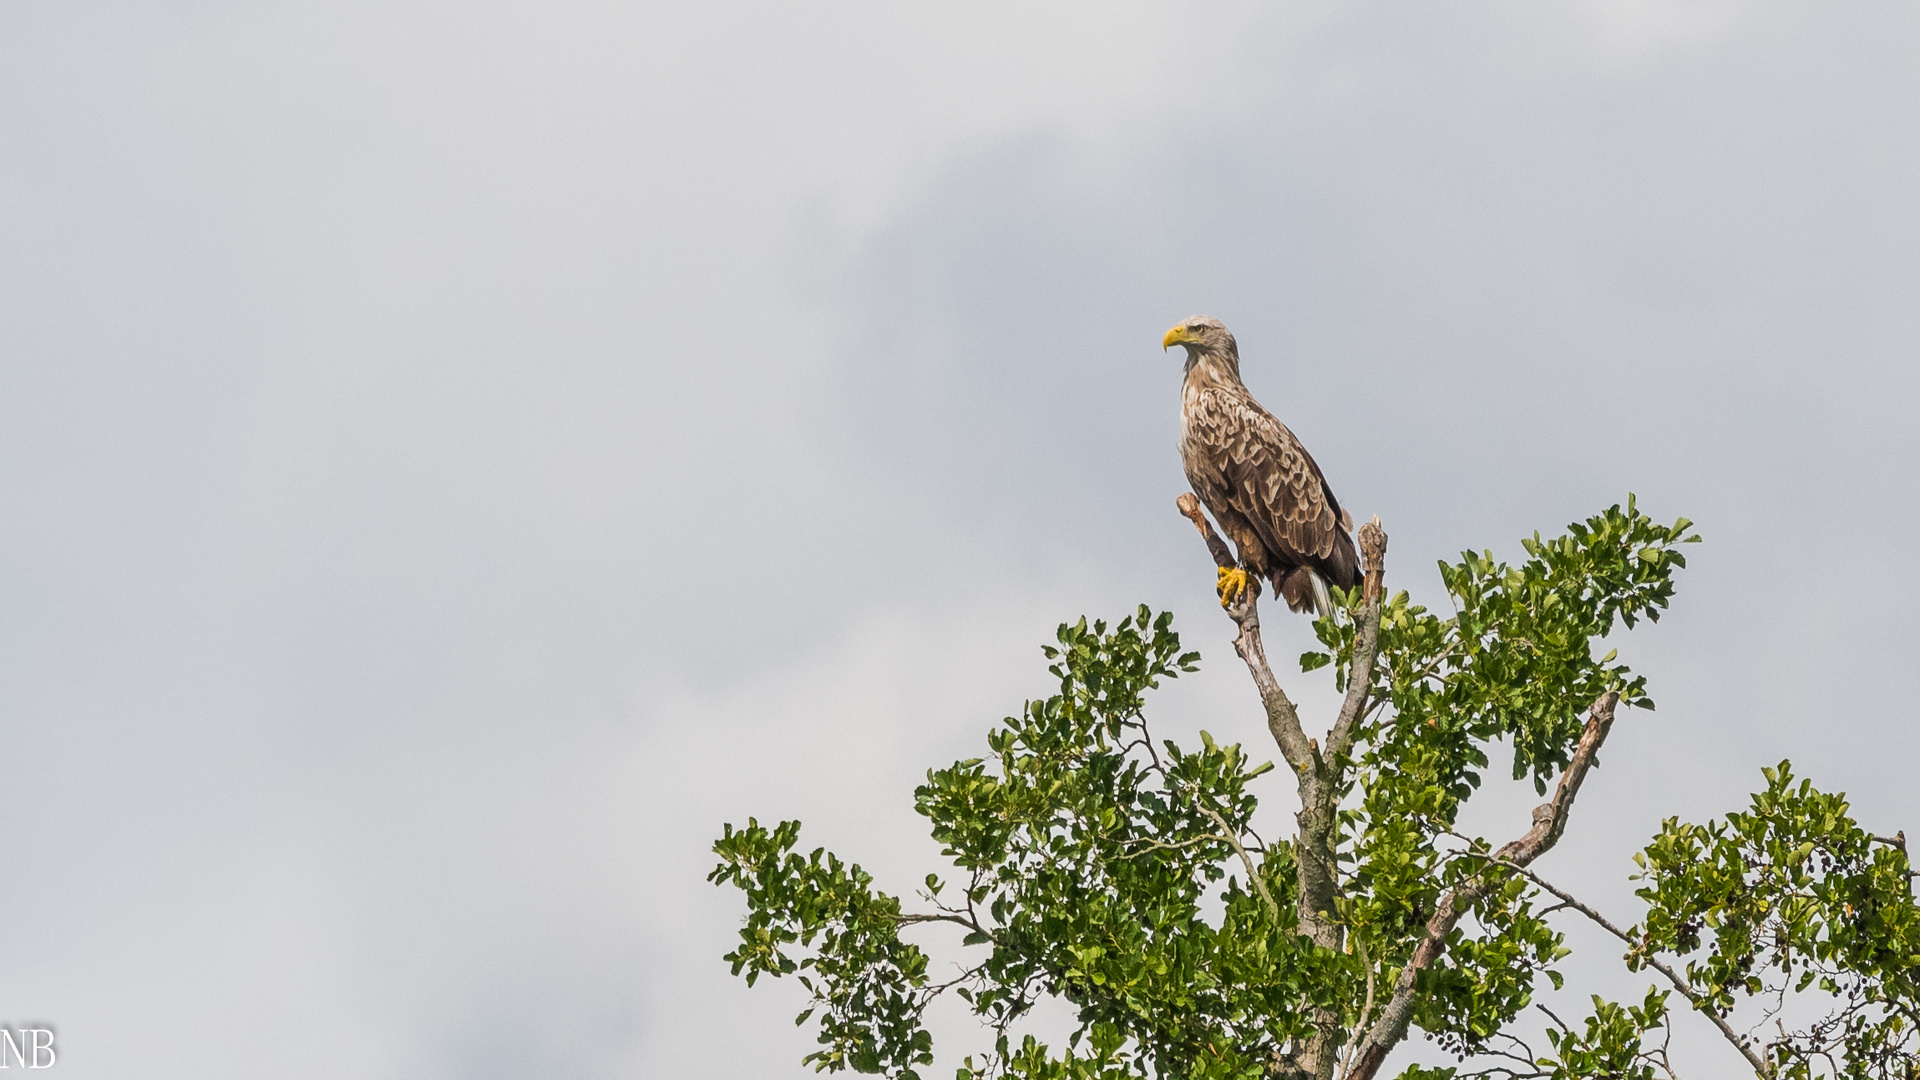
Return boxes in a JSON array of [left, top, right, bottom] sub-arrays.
[[1163, 315, 1361, 615]]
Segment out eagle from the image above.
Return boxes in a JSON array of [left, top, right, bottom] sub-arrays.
[[1163, 315, 1361, 615]]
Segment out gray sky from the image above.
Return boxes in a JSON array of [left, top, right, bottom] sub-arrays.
[[2, 2, 1917, 1076]]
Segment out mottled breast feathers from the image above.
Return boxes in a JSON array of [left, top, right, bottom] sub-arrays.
[[1182, 385, 1351, 563]]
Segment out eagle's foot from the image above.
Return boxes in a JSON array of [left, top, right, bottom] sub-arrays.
[[1216, 566, 1253, 609]]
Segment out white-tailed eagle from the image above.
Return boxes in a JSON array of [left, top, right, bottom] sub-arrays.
[[1164, 315, 1360, 615]]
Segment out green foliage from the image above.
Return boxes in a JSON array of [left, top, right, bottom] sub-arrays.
[[1631, 763, 1920, 1079], [916, 607, 1323, 1077], [706, 497, 1911, 1079], [1535, 989, 1670, 1080], [1410, 873, 1569, 1053], [709, 819, 936, 1075], [1393, 989, 1682, 1079], [1328, 498, 1694, 1057]]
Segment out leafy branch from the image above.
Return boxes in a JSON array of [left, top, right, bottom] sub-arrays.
[[706, 497, 1912, 1080]]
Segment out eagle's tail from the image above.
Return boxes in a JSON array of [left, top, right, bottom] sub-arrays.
[[1308, 570, 1334, 619], [1277, 566, 1335, 616]]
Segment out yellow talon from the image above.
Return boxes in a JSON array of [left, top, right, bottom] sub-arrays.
[[1216, 566, 1251, 608]]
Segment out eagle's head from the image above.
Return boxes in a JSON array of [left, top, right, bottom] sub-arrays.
[[1162, 315, 1236, 358]]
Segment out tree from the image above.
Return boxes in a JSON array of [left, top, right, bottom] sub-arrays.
[[709, 497, 1918, 1080]]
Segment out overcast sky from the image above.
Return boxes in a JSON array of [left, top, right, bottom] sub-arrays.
[[2, 2, 1917, 1077]]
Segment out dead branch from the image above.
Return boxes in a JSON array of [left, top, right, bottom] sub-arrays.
[[1345, 691, 1621, 1080], [1176, 493, 1314, 772], [1327, 518, 1388, 764], [1176, 493, 1391, 1080], [1177, 492, 1238, 572], [1449, 851, 1774, 1078]]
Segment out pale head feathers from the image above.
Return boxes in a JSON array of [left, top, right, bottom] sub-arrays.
[[1163, 314, 1241, 379], [1162, 315, 1237, 358]]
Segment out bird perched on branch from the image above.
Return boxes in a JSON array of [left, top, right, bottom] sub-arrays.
[[1163, 315, 1360, 615]]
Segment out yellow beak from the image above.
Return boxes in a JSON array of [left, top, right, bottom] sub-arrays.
[[1162, 325, 1190, 350]]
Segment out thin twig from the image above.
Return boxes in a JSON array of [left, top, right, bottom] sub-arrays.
[[1197, 804, 1279, 921], [1449, 850, 1775, 1079], [1115, 832, 1242, 859], [895, 912, 982, 928], [1651, 1017, 1683, 1080]]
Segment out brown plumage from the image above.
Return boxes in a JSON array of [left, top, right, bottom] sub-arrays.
[[1163, 315, 1360, 615]]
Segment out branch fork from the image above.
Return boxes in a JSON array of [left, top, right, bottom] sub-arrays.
[[1175, 493, 1623, 1080]]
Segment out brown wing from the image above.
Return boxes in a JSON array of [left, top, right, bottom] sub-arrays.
[[1182, 385, 1356, 583]]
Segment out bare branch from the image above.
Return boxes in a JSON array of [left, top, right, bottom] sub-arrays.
[[1651, 1017, 1684, 1080], [1454, 1033, 1553, 1080], [896, 913, 992, 940], [1337, 935, 1379, 1080], [1327, 518, 1388, 763], [1451, 851, 1775, 1079], [1176, 494, 1315, 773], [1240, 598, 1317, 772], [1177, 492, 1239, 573], [1114, 833, 1241, 859], [1177, 494, 1391, 1080], [1346, 691, 1622, 1080], [1196, 804, 1281, 922]]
